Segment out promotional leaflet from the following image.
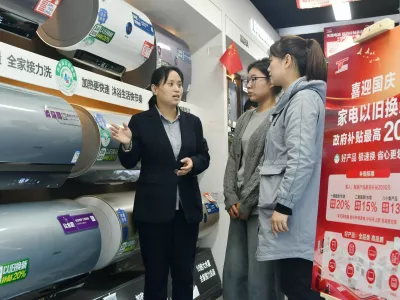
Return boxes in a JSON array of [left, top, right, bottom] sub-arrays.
[[324, 23, 373, 58], [313, 26, 400, 299]]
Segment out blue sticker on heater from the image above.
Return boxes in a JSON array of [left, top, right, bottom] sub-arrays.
[[117, 209, 128, 225], [126, 22, 133, 35], [98, 8, 108, 25], [204, 203, 219, 215], [203, 213, 207, 224], [132, 12, 154, 36], [94, 113, 107, 129], [122, 226, 129, 241]]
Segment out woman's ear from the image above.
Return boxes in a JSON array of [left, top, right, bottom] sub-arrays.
[[151, 84, 158, 96], [284, 54, 292, 69]]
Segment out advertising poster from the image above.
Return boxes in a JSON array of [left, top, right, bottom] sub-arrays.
[[313, 26, 400, 299], [296, 0, 360, 9], [324, 23, 373, 57]]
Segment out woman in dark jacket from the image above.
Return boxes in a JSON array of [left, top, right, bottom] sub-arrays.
[[110, 66, 210, 300]]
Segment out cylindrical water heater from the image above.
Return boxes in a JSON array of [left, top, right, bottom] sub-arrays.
[[0, 200, 101, 300], [0, 83, 82, 190], [122, 23, 192, 94], [70, 105, 139, 184], [199, 194, 220, 239], [0, 0, 53, 25], [76, 191, 139, 270], [37, 0, 155, 76]]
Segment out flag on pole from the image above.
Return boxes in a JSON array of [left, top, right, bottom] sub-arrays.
[[220, 42, 243, 75]]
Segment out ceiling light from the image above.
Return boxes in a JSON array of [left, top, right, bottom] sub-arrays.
[[332, 2, 352, 21]]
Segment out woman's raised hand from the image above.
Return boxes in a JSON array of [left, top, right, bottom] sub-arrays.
[[110, 123, 132, 147]]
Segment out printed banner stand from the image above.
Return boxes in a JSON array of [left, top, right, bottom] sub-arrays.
[[313, 21, 400, 300]]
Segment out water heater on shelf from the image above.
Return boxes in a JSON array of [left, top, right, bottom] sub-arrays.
[[0, 199, 101, 300], [69, 105, 140, 184], [199, 194, 220, 240], [76, 191, 139, 271], [0, 0, 59, 39], [122, 23, 192, 94], [153, 23, 192, 94], [0, 83, 82, 190], [37, 0, 155, 76]]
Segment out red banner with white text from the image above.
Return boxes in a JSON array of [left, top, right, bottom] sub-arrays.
[[313, 26, 400, 299], [297, 0, 360, 9], [324, 23, 373, 57]]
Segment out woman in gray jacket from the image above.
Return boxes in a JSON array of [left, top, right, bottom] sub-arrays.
[[257, 36, 327, 300], [223, 58, 283, 300]]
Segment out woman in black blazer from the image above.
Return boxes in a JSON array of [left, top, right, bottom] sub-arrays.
[[110, 66, 210, 300]]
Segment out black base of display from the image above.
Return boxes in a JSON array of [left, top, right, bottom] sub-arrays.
[[58, 248, 222, 300]]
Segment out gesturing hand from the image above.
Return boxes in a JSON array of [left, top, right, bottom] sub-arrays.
[[271, 211, 289, 237], [110, 123, 132, 147], [176, 157, 193, 176]]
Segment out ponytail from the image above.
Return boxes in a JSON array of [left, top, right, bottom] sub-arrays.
[[305, 39, 327, 82], [148, 95, 157, 108], [269, 35, 328, 82]]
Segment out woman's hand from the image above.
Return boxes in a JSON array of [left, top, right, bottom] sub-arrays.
[[271, 211, 289, 237], [176, 158, 193, 176], [110, 123, 132, 147], [228, 203, 239, 219]]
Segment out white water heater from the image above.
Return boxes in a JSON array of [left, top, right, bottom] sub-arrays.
[[0, 0, 58, 39], [0, 199, 101, 300], [76, 191, 139, 270], [0, 83, 82, 190], [199, 194, 220, 239], [37, 0, 155, 76], [70, 105, 139, 184]]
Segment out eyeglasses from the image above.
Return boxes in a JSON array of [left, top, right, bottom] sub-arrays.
[[243, 77, 267, 86]]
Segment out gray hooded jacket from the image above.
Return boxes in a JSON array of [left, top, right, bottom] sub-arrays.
[[256, 77, 326, 262]]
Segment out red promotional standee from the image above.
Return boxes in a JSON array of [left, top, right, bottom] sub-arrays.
[[313, 25, 400, 299]]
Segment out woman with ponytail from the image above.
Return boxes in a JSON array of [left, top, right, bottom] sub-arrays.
[[256, 36, 327, 300], [110, 66, 210, 300]]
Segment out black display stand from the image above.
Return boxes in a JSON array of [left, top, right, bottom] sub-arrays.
[[59, 248, 221, 300]]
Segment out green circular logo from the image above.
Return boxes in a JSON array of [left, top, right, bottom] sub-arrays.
[[83, 36, 95, 46], [55, 59, 77, 96], [100, 128, 111, 147]]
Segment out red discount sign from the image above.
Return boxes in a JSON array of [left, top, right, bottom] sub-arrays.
[[313, 26, 400, 299]]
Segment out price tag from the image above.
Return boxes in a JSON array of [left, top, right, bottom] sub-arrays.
[[142, 41, 154, 59]]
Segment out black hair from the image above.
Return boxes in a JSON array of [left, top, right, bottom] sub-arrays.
[[269, 35, 327, 82], [244, 99, 258, 112], [148, 66, 184, 108], [247, 58, 281, 96]]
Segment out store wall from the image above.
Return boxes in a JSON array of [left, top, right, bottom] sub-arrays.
[[187, 32, 229, 275]]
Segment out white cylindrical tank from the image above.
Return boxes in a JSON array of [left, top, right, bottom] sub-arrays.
[[0, 200, 101, 300], [0, 0, 53, 25], [70, 104, 139, 184], [75, 191, 139, 270], [37, 0, 155, 76], [0, 83, 82, 190]]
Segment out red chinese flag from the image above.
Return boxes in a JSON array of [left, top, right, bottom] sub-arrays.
[[220, 42, 243, 75]]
